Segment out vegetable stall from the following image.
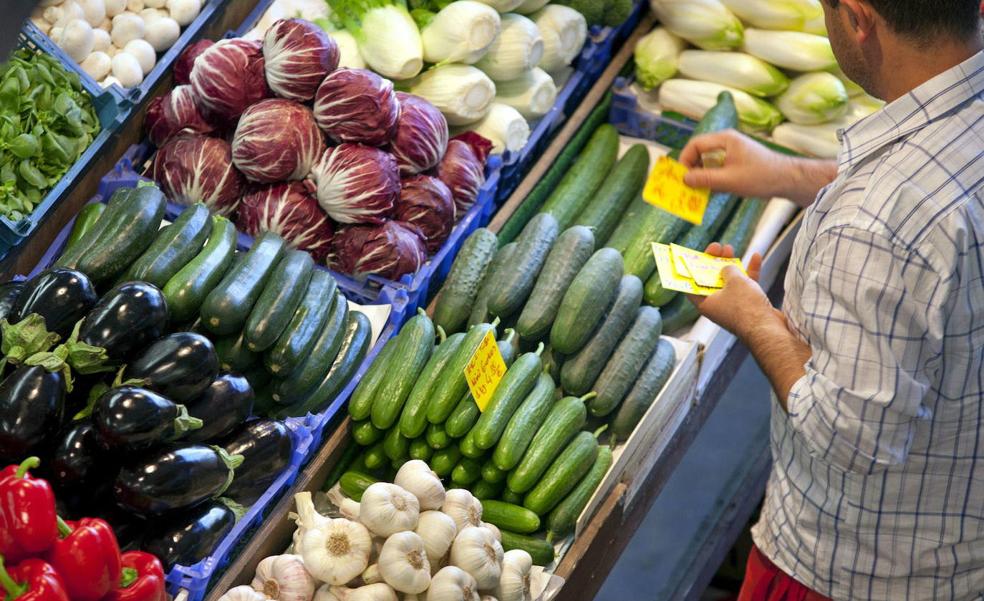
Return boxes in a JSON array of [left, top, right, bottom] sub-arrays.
[[0, 0, 838, 600]]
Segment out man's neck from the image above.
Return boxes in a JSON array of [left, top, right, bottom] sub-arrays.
[[876, 38, 983, 102]]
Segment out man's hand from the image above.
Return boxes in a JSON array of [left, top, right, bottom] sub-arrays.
[[688, 243, 779, 339]]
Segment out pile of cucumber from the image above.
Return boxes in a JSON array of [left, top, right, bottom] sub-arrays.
[[58, 187, 370, 420]]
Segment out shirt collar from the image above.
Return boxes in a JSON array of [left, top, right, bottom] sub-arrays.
[[837, 50, 984, 170]]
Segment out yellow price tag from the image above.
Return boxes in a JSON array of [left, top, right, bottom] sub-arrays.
[[673, 245, 745, 288], [463, 330, 507, 412], [642, 156, 710, 226]]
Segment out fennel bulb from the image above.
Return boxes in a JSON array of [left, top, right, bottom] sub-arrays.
[[495, 67, 557, 118], [776, 72, 849, 125], [741, 29, 836, 72], [801, 11, 827, 35], [533, 4, 587, 72], [772, 121, 842, 158], [474, 0, 525, 12], [678, 50, 789, 97], [461, 103, 530, 153], [514, 0, 550, 14], [719, 0, 822, 31], [419, 1, 501, 64], [328, 0, 424, 80], [476, 13, 544, 81], [634, 27, 685, 90], [409, 64, 497, 125], [649, 0, 744, 51], [328, 29, 366, 69], [659, 78, 783, 132]]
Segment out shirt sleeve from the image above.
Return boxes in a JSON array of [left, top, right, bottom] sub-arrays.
[[785, 225, 947, 474]]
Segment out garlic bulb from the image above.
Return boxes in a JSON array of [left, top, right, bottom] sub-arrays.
[[480, 596, 499, 601], [415, 511, 457, 563], [450, 527, 503, 591], [360, 484, 420, 537], [378, 532, 431, 594], [495, 550, 532, 601], [219, 585, 267, 601], [395, 460, 446, 511], [251, 555, 316, 601], [334, 584, 398, 601], [441, 490, 483, 532], [294, 492, 333, 534], [301, 518, 373, 585], [480, 523, 501, 543], [313, 585, 344, 601], [427, 566, 480, 601], [361, 564, 382, 585]]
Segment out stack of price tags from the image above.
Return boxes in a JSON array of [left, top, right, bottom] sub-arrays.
[[652, 243, 747, 297]]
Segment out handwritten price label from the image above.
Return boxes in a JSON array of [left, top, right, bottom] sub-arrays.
[[642, 156, 710, 226], [463, 330, 507, 412]]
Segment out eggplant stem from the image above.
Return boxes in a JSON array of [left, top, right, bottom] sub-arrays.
[[0, 557, 27, 599], [172, 404, 204, 437], [15, 456, 40, 478], [218, 497, 248, 521]]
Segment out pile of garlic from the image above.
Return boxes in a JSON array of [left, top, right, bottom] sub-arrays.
[[219, 461, 535, 601], [29, 0, 205, 89]]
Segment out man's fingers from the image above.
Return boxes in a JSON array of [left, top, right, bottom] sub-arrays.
[[679, 131, 734, 168], [705, 242, 723, 256], [747, 252, 763, 281], [721, 244, 735, 259], [720, 264, 745, 283]]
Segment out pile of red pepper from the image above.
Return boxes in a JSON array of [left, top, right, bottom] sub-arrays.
[[0, 457, 166, 601]]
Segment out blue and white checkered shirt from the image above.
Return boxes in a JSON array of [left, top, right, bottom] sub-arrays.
[[753, 50, 984, 601]]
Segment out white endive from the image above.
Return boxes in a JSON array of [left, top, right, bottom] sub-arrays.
[[741, 29, 836, 72], [801, 11, 827, 35], [476, 13, 544, 81], [378, 532, 431, 594], [495, 67, 556, 118], [395, 460, 446, 511], [633, 27, 686, 90], [464, 103, 530, 153], [450, 526, 503, 591], [775, 72, 849, 124], [532, 5, 587, 72], [659, 79, 783, 132], [473, 0, 524, 12], [251, 555, 316, 601], [719, 0, 822, 31], [495, 550, 532, 601], [415, 511, 458, 564], [409, 65, 497, 125], [513, 0, 548, 14], [649, 0, 744, 51], [420, 1, 501, 64], [328, 30, 365, 69], [330, 0, 423, 80], [677, 50, 789, 97], [772, 121, 842, 158], [427, 566, 481, 601], [359, 483, 420, 537], [846, 94, 884, 121]]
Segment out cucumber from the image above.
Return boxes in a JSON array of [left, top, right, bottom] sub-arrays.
[[274, 291, 349, 405], [589, 307, 664, 417], [426, 321, 498, 424], [502, 488, 524, 506], [606, 195, 651, 253], [57, 188, 133, 269], [468, 242, 518, 328], [340, 471, 378, 501], [497, 329, 520, 366], [500, 530, 555, 566], [481, 500, 541, 534], [541, 346, 564, 383], [265, 270, 338, 375], [383, 426, 410, 462], [371, 310, 436, 430], [451, 458, 482, 486], [441, 328, 516, 439], [433, 229, 499, 335], [64, 203, 106, 256], [540, 124, 620, 229], [245, 250, 314, 352], [459, 430, 484, 459], [574, 144, 651, 243], [214, 331, 259, 372], [163, 217, 237, 324], [350, 334, 400, 421], [78, 186, 167, 283], [431, 446, 462, 477], [427, 423, 452, 450], [719, 197, 766, 258], [409, 438, 433, 461], [523, 429, 601, 515], [506, 393, 590, 494], [492, 372, 556, 471], [399, 332, 466, 438], [612, 339, 677, 441], [201, 232, 286, 335], [364, 442, 387, 471], [486, 213, 559, 320], [125, 204, 211, 288], [516, 226, 595, 342], [470, 479, 503, 500], [660, 294, 700, 334], [481, 462, 506, 484], [560, 275, 643, 396], [550, 248, 623, 354], [473, 346, 545, 450], [546, 445, 613, 539], [352, 420, 383, 446]]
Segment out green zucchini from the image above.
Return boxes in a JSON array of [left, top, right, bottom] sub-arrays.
[[427, 422, 452, 450], [500, 530, 555, 566], [660, 294, 700, 334], [64, 203, 106, 256], [492, 372, 556, 470], [719, 197, 766, 258], [574, 144, 651, 242], [78, 186, 167, 283], [540, 124, 620, 229], [125, 204, 211, 288], [481, 500, 541, 534], [383, 426, 410, 462], [433, 228, 499, 335], [506, 393, 590, 494], [274, 291, 349, 405], [214, 331, 259, 372], [352, 420, 384, 446], [350, 333, 399, 421], [57, 188, 133, 269], [541, 346, 564, 383], [550, 248, 624, 354], [399, 332, 466, 438], [560, 275, 643, 396], [481, 462, 506, 484], [546, 445, 613, 539], [426, 321, 498, 424], [612, 338, 677, 441], [265, 270, 338, 375], [430, 446, 462, 477], [606, 195, 651, 253], [162, 216, 237, 324], [523, 429, 601, 515], [473, 345, 545, 450], [371, 309, 436, 430], [516, 226, 595, 342], [469, 242, 518, 328], [245, 250, 314, 352], [409, 438, 433, 461], [201, 232, 285, 335], [487, 213, 559, 320], [589, 307, 663, 417], [459, 430, 484, 459], [451, 457, 482, 486], [471, 479, 503, 500], [340, 471, 378, 501]]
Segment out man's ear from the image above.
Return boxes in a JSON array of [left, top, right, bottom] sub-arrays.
[[839, 0, 877, 43]]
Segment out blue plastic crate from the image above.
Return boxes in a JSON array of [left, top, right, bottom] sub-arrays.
[[609, 76, 697, 150]]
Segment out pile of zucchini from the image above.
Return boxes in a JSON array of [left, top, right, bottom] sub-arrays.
[[59, 187, 370, 420]]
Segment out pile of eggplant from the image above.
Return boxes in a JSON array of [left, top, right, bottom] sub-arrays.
[[0, 267, 297, 570]]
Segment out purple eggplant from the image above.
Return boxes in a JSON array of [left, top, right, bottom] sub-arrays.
[[51, 420, 111, 488], [183, 374, 254, 443], [0, 365, 65, 463], [220, 419, 293, 505], [140, 500, 239, 569], [0, 281, 25, 324], [15, 268, 97, 337], [126, 333, 219, 403], [80, 282, 168, 360], [93, 386, 203, 451]]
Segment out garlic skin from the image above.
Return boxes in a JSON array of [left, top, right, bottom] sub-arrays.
[[450, 527, 503, 591], [360, 484, 420, 537], [361, 564, 383, 585], [294, 492, 333, 533], [480, 596, 499, 601], [427, 566, 480, 601], [441, 490, 483, 532], [378, 532, 431, 594], [301, 518, 373, 585], [495, 550, 532, 601], [395, 460, 446, 511], [337, 583, 398, 601], [251, 555, 316, 601], [415, 511, 457, 564], [218, 585, 268, 601], [313, 585, 344, 601], [480, 523, 501, 543]]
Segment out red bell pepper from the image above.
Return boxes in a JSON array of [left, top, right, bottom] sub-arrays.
[[103, 552, 166, 601], [46, 517, 121, 601], [0, 557, 69, 601], [0, 458, 58, 562]]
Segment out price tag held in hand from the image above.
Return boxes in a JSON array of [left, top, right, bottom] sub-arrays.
[[653, 243, 748, 297], [463, 330, 507, 412], [642, 155, 711, 225]]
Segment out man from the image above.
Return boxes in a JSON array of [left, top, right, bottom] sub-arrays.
[[678, 0, 984, 599]]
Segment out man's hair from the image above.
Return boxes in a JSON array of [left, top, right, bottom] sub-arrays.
[[826, 0, 981, 39]]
